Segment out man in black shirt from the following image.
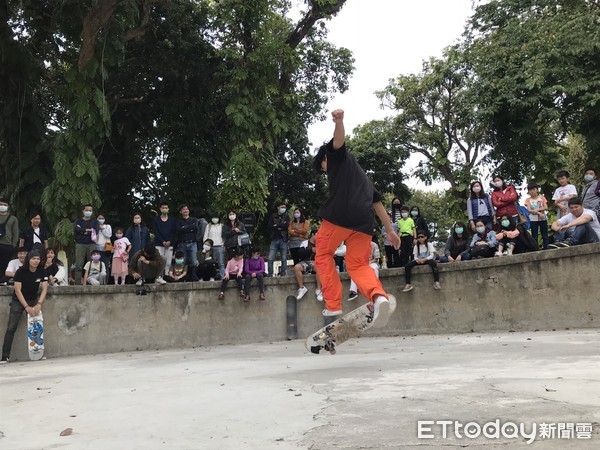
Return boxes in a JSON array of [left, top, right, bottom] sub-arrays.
[[313, 109, 400, 327], [1, 250, 48, 363], [267, 201, 291, 276]]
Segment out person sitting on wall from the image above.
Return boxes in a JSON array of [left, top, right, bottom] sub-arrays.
[[439, 222, 471, 263], [469, 219, 498, 259], [129, 244, 167, 286], [549, 197, 600, 248], [293, 229, 322, 301], [0, 247, 28, 285]]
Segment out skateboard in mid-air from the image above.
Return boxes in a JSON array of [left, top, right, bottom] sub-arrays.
[[305, 295, 397, 355], [27, 312, 44, 361]]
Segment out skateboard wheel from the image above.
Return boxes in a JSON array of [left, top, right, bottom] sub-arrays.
[[318, 332, 327, 340]]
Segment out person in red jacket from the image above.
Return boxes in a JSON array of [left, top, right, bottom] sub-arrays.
[[490, 175, 519, 222]]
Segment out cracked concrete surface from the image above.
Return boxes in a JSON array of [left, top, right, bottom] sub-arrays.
[[1, 330, 599, 449]]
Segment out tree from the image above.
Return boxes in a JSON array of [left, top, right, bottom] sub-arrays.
[[405, 189, 456, 240]]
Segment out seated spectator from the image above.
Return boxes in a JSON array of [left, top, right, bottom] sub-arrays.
[[294, 231, 321, 300], [244, 247, 266, 302], [45, 248, 67, 286], [218, 249, 245, 300], [439, 222, 471, 263], [82, 250, 107, 285], [549, 197, 600, 248], [1, 247, 27, 285], [129, 244, 167, 285], [348, 236, 380, 301], [197, 239, 218, 281], [495, 215, 520, 256], [402, 230, 441, 292], [469, 220, 498, 258], [334, 242, 346, 273], [165, 251, 187, 283]]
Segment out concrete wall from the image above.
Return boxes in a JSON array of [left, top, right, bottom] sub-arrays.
[[2, 243, 599, 360]]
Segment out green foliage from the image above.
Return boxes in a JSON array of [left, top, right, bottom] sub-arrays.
[[406, 189, 457, 239]]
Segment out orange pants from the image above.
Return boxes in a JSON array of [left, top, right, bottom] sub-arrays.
[[315, 220, 387, 311]]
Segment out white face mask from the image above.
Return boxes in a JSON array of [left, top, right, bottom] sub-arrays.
[[229, 214, 236, 221], [473, 186, 481, 193], [0, 205, 8, 213], [211, 218, 219, 224], [494, 181, 503, 188]]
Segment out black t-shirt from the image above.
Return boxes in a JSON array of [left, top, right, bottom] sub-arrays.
[[12, 266, 48, 306], [318, 140, 382, 235]]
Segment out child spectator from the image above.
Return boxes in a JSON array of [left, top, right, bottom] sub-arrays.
[[381, 211, 400, 268], [552, 170, 577, 219], [197, 239, 218, 281], [165, 250, 187, 282], [401, 230, 440, 292], [469, 219, 498, 258], [490, 175, 519, 222], [112, 227, 131, 285], [348, 237, 380, 301], [495, 215, 520, 256], [244, 248, 266, 301], [439, 222, 471, 262], [467, 180, 495, 231], [524, 182, 549, 249], [82, 250, 107, 285], [217, 249, 245, 300], [397, 205, 416, 267]]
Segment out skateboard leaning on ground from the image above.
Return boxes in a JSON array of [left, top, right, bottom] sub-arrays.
[[305, 295, 397, 355], [27, 311, 44, 361]]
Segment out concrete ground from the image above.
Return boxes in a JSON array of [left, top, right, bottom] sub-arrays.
[[1, 330, 599, 449]]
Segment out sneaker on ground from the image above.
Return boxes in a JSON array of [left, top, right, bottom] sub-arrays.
[[296, 286, 308, 300], [136, 279, 144, 286], [315, 289, 324, 302], [433, 281, 441, 290], [322, 308, 343, 317], [155, 276, 167, 285], [0, 357, 8, 364], [402, 284, 413, 292], [347, 290, 358, 301], [218, 292, 225, 300], [371, 296, 390, 328]]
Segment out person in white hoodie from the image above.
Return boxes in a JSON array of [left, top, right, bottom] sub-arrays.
[[204, 213, 226, 278], [401, 229, 441, 292]]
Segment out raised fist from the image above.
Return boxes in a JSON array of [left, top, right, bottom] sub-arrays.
[[331, 109, 344, 122]]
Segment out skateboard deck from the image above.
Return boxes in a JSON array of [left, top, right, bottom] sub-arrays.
[[306, 295, 397, 355], [27, 312, 44, 361], [286, 295, 298, 340]]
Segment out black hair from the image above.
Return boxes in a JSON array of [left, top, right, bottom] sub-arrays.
[[293, 207, 306, 223], [159, 201, 169, 207], [492, 175, 507, 190], [129, 212, 144, 229], [204, 238, 214, 246], [82, 204, 93, 209], [469, 180, 485, 199], [452, 221, 469, 240], [499, 214, 516, 231], [556, 170, 570, 179], [415, 229, 428, 238], [584, 167, 597, 176], [410, 206, 420, 216], [91, 249, 101, 256], [17, 247, 28, 254], [313, 144, 328, 174], [114, 227, 124, 234], [568, 197, 583, 206], [400, 205, 410, 212], [174, 250, 185, 258], [143, 244, 156, 257]]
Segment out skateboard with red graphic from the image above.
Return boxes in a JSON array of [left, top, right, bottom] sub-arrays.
[[305, 295, 396, 355]]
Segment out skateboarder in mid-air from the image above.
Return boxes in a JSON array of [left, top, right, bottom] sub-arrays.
[[313, 109, 401, 327], [1, 250, 48, 363]]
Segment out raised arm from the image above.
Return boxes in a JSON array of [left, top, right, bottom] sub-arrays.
[[331, 109, 345, 150]]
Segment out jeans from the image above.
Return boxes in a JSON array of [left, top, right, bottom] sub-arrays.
[[156, 246, 173, 275], [530, 221, 549, 249], [2, 299, 29, 359], [244, 273, 265, 295], [554, 223, 600, 245], [220, 275, 243, 293], [178, 242, 198, 281], [212, 245, 225, 277], [268, 239, 288, 276]]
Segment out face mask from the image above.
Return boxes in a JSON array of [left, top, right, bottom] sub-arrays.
[[279, 208, 286, 214], [160, 209, 169, 215], [455, 227, 464, 235], [472, 186, 481, 193], [115, 234, 123, 239], [203, 245, 211, 252], [92, 255, 101, 262], [0, 205, 8, 213], [411, 211, 418, 217], [252, 255, 259, 260], [175, 258, 184, 264], [401, 213, 408, 218], [584, 174, 595, 182], [211, 218, 219, 224], [229, 214, 236, 221], [83, 211, 93, 218], [134, 218, 141, 224], [294, 213, 301, 219], [494, 181, 503, 188], [476, 226, 485, 234], [97, 219, 105, 225], [501, 220, 510, 228]]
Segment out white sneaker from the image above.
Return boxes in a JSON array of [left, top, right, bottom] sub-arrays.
[[136, 279, 144, 286], [209, 277, 215, 281], [494, 251, 503, 257], [371, 296, 390, 328], [402, 284, 413, 292], [433, 281, 441, 290], [347, 290, 358, 301], [155, 276, 167, 285], [0, 357, 9, 365], [507, 248, 513, 255], [315, 289, 324, 302], [322, 308, 343, 317], [296, 286, 308, 300]]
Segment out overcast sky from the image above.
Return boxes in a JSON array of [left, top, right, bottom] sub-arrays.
[[304, 0, 476, 190]]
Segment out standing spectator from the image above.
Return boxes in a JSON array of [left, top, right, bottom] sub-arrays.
[[552, 170, 577, 219], [549, 197, 600, 247], [244, 248, 266, 301], [390, 197, 403, 223], [204, 213, 225, 278], [401, 230, 441, 292], [0, 197, 18, 278], [165, 250, 187, 283], [195, 208, 208, 249], [217, 249, 245, 300], [129, 244, 167, 285], [1, 250, 48, 364], [467, 180, 496, 232], [111, 227, 131, 285], [381, 211, 400, 268], [490, 175, 519, 222], [397, 205, 416, 267], [126, 213, 150, 258], [288, 208, 309, 265], [82, 250, 107, 285], [73, 204, 99, 285], [18, 212, 48, 253], [94, 213, 113, 276], [524, 182, 549, 249], [267, 201, 290, 276], [581, 168, 600, 214], [222, 210, 246, 258], [153, 202, 177, 276], [348, 237, 381, 301], [197, 239, 218, 281], [176, 204, 199, 281], [439, 222, 471, 263], [469, 219, 498, 258], [410, 206, 429, 237]]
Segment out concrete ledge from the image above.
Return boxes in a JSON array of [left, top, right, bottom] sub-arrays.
[[2, 243, 599, 360]]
